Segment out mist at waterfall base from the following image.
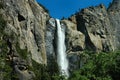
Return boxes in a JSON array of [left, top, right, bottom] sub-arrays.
[[56, 19, 69, 78]]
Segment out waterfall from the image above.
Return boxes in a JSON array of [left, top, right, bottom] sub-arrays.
[[56, 19, 69, 78]]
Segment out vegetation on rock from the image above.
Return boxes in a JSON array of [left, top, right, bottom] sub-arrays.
[[24, 51, 120, 80], [0, 1, 3, 9], [0, 12, 12, 80], [16, 43, 28, 59], [69, 51, 120, 80]]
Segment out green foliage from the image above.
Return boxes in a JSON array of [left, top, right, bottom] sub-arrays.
[[0, 14, 14, 80], [16, 43, 28, 59], [69, 51, 120, 80], [28, 59, 66, 80], [2, 64, 12, 80], [0, 40, 8, 56], [0, 24, 17, 80], [47, 57, 59, 75], [0, 46, 12, 80], [4, 49, 118, 80], [0, 14, 6, 36], [0, 2, 4, 9], [29, 60, 51, 80], [0, 14, 6, 28], [52, 74, 67, 80], [0, 39, 12, 80]]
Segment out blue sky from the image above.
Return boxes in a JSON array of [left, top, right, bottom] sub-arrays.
[[36, 0, 112, 19]]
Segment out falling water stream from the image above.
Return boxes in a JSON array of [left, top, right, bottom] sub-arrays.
[[56, 19, 69, 78]]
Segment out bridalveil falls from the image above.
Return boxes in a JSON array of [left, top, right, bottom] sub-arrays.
[[56, 19, 69, 78]]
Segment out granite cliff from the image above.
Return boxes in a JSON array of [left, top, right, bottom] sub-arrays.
[[0, 0, 120, 80]]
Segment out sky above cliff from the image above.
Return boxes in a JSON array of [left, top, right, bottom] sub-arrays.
[[36, 0, 112, 19]]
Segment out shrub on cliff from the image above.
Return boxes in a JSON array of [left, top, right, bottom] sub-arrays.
[[0, 14, 6, 33]]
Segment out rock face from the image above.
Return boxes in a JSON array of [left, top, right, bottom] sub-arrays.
[[1, 0, 49, 64], [0, 0, 120, 79], [63, 20, 85, 52], [0, 0, 49, 79], [67, 4, 114, 52], [108, 0, 120, 50]]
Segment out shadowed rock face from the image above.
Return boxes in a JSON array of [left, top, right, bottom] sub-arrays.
[[108, 0, 120, 50], [65, 4, 114, 52]]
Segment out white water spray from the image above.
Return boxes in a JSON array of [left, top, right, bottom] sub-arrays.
[[56, 19, 69, 78]]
